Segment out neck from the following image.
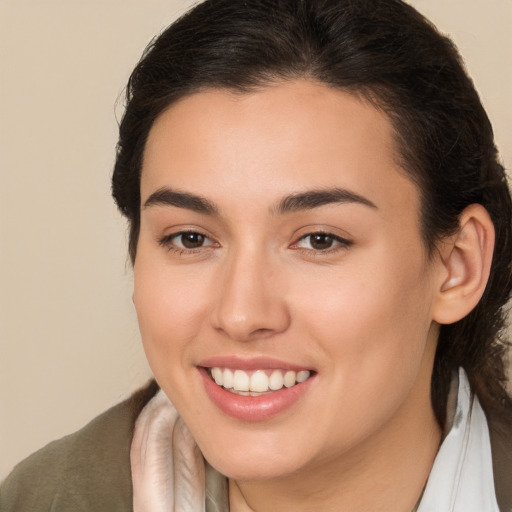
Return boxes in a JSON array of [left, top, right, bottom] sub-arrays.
[[229, 384, 441, 512]]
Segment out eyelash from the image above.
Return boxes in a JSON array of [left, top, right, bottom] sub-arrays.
[[158, 230, 217, 255], [158, 230, 353, 256], [291, 231, 353, 255]]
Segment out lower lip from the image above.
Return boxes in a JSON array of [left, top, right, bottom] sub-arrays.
[[198, 367, 315, 422]]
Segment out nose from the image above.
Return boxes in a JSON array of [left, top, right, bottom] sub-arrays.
[[211, 249, 291, 342]]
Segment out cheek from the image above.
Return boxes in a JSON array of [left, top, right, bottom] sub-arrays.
[[286, 258, 435, 447], [291, 247, 434, 381], [133, 255, 212, 370]]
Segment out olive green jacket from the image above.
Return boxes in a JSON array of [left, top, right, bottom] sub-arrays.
[[1, 398, 134, 512], [2, 381, 511, 511], [0, 382, 158, 512]]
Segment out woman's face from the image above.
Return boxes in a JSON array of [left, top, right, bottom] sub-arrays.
[[134, 80, 442, 481]]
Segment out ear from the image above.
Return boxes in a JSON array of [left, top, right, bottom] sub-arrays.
[[432, 204, 495, 325]]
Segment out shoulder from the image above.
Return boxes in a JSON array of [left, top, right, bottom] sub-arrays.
[[0, 380, 159, 512]]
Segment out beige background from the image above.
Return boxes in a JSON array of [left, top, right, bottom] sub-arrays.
[[1, 0, 511, 479]]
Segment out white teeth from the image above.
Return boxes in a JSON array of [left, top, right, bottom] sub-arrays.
[[283, 370, 296, 388], [223, 368, 234, 389], [209, 367, 311, 393], [297, 370, 310, 383], [211, 367, 223, 385], [233, 369, 250, 391], [269, 370, 284, 390], [250, 371, 269, 392]]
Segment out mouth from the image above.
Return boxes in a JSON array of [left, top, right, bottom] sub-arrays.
[[208, 367, 312, 396], [198, 361, 316, 421]]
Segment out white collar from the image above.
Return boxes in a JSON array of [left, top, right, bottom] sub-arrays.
[[416, 368, 500, 511]]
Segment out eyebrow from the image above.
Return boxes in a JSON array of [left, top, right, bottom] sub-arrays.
[[273, 188, 377, 214], [143, 186, 377, 216], [143, 187, 219, 215]]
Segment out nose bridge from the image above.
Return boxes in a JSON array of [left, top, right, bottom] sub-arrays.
[[212, 241, 290, 341]]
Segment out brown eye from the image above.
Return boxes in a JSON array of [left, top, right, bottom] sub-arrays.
[[309, 234, 335, 250], [178, 232, 207, 249], [294, 232, 352, 252], [159, 230, 216, 252]]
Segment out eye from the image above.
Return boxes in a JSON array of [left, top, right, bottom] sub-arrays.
[[159, 230, 217, 252], [174, 232, 208, 249], [294, 232, 352, 252]]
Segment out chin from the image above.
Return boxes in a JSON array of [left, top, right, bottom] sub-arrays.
[[206, 452, 304, 482], [196, 430, 316, 482]]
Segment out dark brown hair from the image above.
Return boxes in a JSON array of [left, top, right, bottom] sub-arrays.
[[112, 0, 512, 424]]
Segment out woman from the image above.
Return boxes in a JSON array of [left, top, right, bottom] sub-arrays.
[[2, 0, 511, 510]]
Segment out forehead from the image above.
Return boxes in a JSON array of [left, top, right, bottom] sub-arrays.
[[141, 80, 420, 220]]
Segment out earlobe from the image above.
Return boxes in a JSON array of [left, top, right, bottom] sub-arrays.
[[432, 204, 495, 325]]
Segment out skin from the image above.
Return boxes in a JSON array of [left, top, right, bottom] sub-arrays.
[[134, 80, 445, 511]]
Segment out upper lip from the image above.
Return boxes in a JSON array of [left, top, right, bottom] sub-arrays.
[[198, 355, 313, 372]]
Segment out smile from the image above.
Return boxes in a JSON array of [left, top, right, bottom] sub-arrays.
[[199, 361, 316, 421], [209, 367, 311, 395]]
